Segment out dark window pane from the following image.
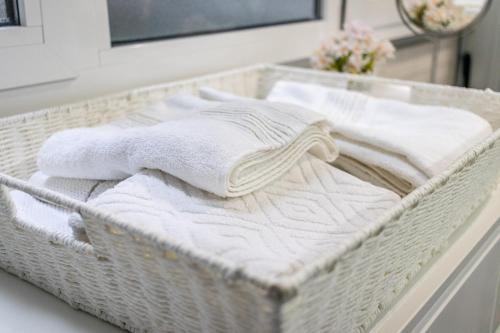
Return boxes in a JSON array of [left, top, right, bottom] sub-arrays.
[[0, 0, 18, 26], [108, 0, 321, 45]]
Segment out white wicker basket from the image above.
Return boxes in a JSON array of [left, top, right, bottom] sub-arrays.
[[0, 64, 499, 333]]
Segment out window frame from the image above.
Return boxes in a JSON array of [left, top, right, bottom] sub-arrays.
[[0, 0, 339, 97], [0, 0, 79, 91], [98, 0, 336, 66], [0, 0, 19, 27], [0, 0, 43, 47], [108, 0, 323, 46]]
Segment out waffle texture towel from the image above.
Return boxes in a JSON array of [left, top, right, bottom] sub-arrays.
[[38, 98, 339, 197]]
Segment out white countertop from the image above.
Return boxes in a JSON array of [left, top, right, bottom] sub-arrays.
[[0, 270, 124, 332]]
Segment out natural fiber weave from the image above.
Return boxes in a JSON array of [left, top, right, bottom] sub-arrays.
[[0, 64, 499, 333]]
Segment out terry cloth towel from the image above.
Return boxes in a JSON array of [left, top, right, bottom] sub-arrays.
[[265, 81, 493, 194], [38, 99, 339, 197], [77, 154, 400, 279], [111, 93, 214, 128], [199, 83, 493, 195], [332, 137, 428, 196], [9, 95, 198, 241], [10, 172, 117, 240], [200, 86, 255, 102]]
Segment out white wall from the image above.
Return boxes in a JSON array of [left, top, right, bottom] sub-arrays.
[[0, 0, 341, 116], [0, 0, 459, 117], [344, 0, 458, 85], [380, 39, 458, 85]]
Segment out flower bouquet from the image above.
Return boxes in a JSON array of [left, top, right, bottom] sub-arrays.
[[311, 22, 395, 75]]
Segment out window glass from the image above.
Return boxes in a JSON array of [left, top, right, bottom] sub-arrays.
[[108, 0, 321, 45], [0, 0, 18, 26]]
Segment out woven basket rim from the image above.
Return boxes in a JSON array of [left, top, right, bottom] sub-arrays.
[[1, 64, 499, 301]]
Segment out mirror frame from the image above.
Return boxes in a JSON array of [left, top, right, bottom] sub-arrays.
[[396, 0, 493, 38]]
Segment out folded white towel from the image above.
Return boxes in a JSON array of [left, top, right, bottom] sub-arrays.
[[200, 86, 255, 102], [10, 190, 75, 236], [80, 154, 400, 278], [266, 80, 493, 179], [38, 98, 339, 197], [29, 172, 118, 202], [333, 156, 413, 196], [114, 93, 215, 128], [10, 172, 118, 240], [200, 83, 493, 194], [333, 137, 428, 196]]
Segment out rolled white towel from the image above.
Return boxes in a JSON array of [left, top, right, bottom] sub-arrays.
[[38, 98, 339, 197]]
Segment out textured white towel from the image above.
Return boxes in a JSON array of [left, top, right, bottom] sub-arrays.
[[200, 86, 255, 102], [10, 172, 118, 240], [266, 81, 493, 180], [82, 154, 400, 279], [111, 93, 213, 128], [333, 156, 414, 196], [29, 172, 118, 202], [199, 83, 493, 194], [38, 98, 339, 197], [333, 137, 428, 196]]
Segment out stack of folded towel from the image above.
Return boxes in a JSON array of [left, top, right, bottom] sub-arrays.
[[38, 98, 338, 197], [10, 78, 492, 278], [201, 82, 493, 195]]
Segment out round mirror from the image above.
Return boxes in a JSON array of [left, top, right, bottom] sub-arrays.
[[396, 0, 493, 37]]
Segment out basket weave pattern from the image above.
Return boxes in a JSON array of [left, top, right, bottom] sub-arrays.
[[0, 65, 499, 333]]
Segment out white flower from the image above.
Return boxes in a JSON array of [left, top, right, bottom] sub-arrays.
[[375, 40, 396, 60], [346, 53, 363, 73], [310, 21, 395, 74]]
